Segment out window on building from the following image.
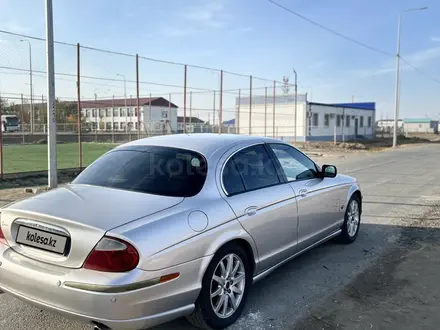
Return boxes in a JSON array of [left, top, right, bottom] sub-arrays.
[[336, 115, 341, 127], [92, 109, 96, 117], [368, 116, 372, 128], [312, 113, 319, 127], [113, 109, 119, 117], [346, 115, 350, 127], [99, 109, 105, 117], [135, 122, 138, 130], [161, 110, 168, 119], [324, 114, 330, 127], [120, 122, 126, 130], [106, 122, 111, 130], [121, 108, 126, 117], [113, 122, 118, 130], [360, 116, 364, 127], [129, 108, 134, 117], [105, 108, 111, 117]]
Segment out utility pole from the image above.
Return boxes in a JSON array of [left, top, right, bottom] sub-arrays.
[[393, 7, 428, 148], [46, 0, 57, 188]]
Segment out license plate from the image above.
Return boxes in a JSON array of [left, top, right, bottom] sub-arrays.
[[16, 225, 68, 255]]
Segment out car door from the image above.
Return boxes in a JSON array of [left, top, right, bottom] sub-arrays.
[[267, 143, 345, 251], [221, 144, 298, 273]]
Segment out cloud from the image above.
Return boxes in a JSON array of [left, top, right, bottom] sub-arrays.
[[355, 47, 440, 78], [234, 26, 253, 34], [431, 37, 440, 42], [161, 27, 197, 37], [182, 1, 229, 29], [1, 20, 30, 34], [309, 61, 326, 70]]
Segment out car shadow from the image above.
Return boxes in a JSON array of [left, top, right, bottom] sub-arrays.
[[152, 220, 433, 329]]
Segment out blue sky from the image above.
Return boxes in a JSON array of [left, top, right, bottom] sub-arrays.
[[0, 0, 439, 121]]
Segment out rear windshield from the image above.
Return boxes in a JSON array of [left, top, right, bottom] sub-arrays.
[[72, 146, 207, 197]]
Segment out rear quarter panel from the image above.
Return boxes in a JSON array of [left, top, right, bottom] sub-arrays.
[[110, 198, 258, 271]]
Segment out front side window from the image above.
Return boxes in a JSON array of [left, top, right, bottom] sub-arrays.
[[269, 144, 318, 181], [73, 146, 207, 197], [346, 115, 350, 127], [360, 116, 364, 127], [368, 116, 372, 127]]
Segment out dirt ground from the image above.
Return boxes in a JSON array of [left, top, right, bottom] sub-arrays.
[[295, 204, 440, 330]]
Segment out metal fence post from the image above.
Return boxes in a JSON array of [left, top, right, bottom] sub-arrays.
[[264, 87, 267, 137], [0, 99, 3, 179], [189, 91, 192, 131], [136, 54, 140, 140], [237, 89, 241, 135], [249, 75, 252, 135], [219, 70, 223, 134], [168, 93, 171, 134], [273, 80, 276, 138], [111, 95, 115, 143], [21, 93, 25, 143], [183, 65, 187, 134], [76, 43, 83, 170]]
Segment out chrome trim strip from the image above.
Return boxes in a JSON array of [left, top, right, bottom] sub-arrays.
[[252, 229, 342, 283], [14, 219, 70, 237], [63, 274, 179, 293]]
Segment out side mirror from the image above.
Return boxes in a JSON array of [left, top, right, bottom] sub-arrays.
[[322, 165, 337, 178]]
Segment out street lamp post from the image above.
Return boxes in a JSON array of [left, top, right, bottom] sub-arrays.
[[20, 39, 33, 134], [117, 74, 127, 133], [393, 7, 428, 148]]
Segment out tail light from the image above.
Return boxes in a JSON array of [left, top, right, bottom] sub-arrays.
[[84, 236, 139, 272], [0, 225, 8, 246]]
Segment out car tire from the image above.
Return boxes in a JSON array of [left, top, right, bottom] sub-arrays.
[[187, 243, 253, 330], [337, 194, 361, 244]]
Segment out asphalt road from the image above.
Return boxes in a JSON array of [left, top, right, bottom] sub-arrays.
[[1, 144, 440, 330]]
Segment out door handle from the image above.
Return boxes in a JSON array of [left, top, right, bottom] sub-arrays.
[[244, 206, 258, 216], [298, 189, 308, 198]]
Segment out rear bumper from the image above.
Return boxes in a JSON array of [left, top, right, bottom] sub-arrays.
[[0, 245, 211, 330]]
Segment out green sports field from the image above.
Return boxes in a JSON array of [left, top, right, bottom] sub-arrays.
[[2, 143, 118, 174]]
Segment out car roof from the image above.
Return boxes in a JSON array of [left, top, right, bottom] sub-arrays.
[[120, 134, 282, 157]]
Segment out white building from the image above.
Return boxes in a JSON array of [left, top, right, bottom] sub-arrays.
[[236, 94, 376, 141], [403, 118, 439, 134], [81, 97, 178, 135]]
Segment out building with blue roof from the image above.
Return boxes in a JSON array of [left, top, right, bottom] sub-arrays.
[[235, 93, 376, 142]]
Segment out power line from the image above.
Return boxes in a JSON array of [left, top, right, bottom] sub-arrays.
[[266, 0, 393, 58], [400, 57, 440, 85], [267, 0, 440, 87]]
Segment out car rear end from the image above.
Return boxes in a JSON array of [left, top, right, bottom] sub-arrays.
[[0, 145, 210, 329]]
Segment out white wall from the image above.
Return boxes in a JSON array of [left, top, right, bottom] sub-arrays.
[[237, 101, 307, 139], [307, 104, 375, 141], [404, 122, 434, 133]]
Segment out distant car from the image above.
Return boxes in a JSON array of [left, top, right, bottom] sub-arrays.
[[1, 114, 20, 132], [0, 134, 362, 330]]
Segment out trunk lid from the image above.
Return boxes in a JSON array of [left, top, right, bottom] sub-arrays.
[[1, 184, 183, 268]]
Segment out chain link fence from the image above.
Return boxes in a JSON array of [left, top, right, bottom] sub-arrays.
[[0, 30, 306, 177]]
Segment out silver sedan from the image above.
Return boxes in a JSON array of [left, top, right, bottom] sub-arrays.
[[0, 134, 362, 330]]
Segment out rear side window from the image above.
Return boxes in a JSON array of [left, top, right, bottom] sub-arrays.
[[222, 144, 280, 195], [73, 146, 207, 197], [222, 158, 246, 195]]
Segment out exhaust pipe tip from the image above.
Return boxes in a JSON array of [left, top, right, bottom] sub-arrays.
[[92, 322, 111, 330]]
